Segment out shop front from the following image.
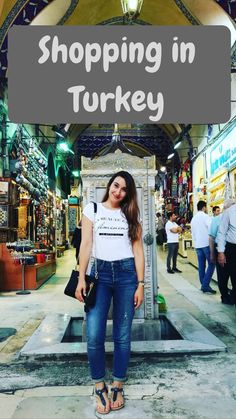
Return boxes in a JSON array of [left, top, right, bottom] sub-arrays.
[[0, 128, 57, 291], [187, 121, 236, 269], [206, 125, 236, 210]]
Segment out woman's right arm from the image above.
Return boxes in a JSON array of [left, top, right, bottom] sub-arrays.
[[75, 215, 93, 302]]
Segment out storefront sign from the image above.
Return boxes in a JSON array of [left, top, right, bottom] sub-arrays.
[[68, 196, 79, 205], [209, 130, 236, 176]]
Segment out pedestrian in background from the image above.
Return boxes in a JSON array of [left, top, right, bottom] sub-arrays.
[[165, 212, 182, 274], [71, 221, 82, 260], [156, 212, 167, 245], [190, 200, 216, 294], [76, 171, 145, 414], [209, 200, 235, 304], [212, 205, 221, 217], [217, 201, 236, 307]]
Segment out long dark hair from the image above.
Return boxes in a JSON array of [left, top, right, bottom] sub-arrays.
[[102, 171, 140, 242]]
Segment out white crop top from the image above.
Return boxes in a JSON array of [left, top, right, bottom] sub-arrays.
[[83, 202, 134, 261]]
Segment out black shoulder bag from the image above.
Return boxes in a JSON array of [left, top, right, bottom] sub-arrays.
[[64, 202, 98, 312]]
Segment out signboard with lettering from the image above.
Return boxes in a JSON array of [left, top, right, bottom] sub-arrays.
[[209, 129, 236, 176]]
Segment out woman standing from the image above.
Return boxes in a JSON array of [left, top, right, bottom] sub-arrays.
[[76, 171, 145, 414]]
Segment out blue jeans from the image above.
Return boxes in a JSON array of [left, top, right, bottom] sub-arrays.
[[195, 246, 215, 290], [86, 257, 138, 383], [167, 242, 179, 270]]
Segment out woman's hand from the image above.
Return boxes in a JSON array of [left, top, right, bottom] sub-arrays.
[[134, 285, 144, 309], [75, 278, 87, 302]]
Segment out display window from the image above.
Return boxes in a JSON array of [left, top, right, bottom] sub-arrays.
[[207, 169, 227, 211]]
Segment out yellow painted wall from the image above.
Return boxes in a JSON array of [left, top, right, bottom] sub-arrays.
[[141, 0, 190, 25], [1, 0, 235, 30], [65, 0, 190, 26], [0, 0, 18, 27], [184, 0, 236, 45], [0, 1, 4, 22]]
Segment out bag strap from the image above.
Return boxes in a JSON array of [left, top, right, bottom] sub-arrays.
[[74, 202, 98, 274], [93, 202, 98, 279]]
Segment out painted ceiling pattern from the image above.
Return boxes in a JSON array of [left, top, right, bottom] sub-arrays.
[[0, 0, 54, 74], [216, 0, 236, 22], [76, 126, 176, 166], [0, 0, 235, 166], [0, 0, 235, 77], [0, 0, 79, 76]]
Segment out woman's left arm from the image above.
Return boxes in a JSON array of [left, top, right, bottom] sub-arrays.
[[132, 225, 145, 309]]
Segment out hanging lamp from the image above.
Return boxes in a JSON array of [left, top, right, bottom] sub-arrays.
[[120, 0, 143, 21]]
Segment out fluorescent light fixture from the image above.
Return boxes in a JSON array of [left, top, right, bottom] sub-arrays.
[[52, 124, 67, 138], [72, 170, 80, 177], [174, 141, 181, 150], [58, 142, 69, 152], [57, 141, 74, 154], [167, 153, 174, 159]]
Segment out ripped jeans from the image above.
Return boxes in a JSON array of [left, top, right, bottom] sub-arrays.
[[86, 257, 138, 382]]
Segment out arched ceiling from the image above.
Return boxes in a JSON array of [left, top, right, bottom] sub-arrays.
[[0, 0, 235, 169], [69, 123, 181, 167], [64, 0, 191, 26]]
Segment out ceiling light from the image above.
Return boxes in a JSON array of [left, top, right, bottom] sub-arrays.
[[174, 141, 181, 150], [160, 166, 166, 172], [72, 170, 80, 177], [52, 124, 67, 138], [120, 0, 143, 20], [167, 153, 174, 159], [57, 141, 74, 154]]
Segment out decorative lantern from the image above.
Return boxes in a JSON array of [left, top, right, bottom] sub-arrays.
[[120, 0, 143, 20]]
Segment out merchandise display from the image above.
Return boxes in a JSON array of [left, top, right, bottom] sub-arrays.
[[178, 224, 192, 258], [6, 240, 55, 265], [196, 181, 207, 202], [208, 169, 227, 210], [14, 127, 48, 201], [0, 123, 70, 290], [0, 241, 56, 291], [35, 202, 49, 245], [0, 204, 8, 228], [18, 204, 28, 239], [0, 178, 19, 242], [55, 199, 67, 246], [68, 205, 79, 233]]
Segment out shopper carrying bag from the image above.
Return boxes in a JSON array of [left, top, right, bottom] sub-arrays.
[[75, 171, 145, 414]]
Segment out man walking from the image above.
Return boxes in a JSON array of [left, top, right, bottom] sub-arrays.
[[165, 212, 182, 274], [191, 200, 216, 294], [212, 205, 220, 217], [217, 202, 236, 306], [209, 199, 235, 304]]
